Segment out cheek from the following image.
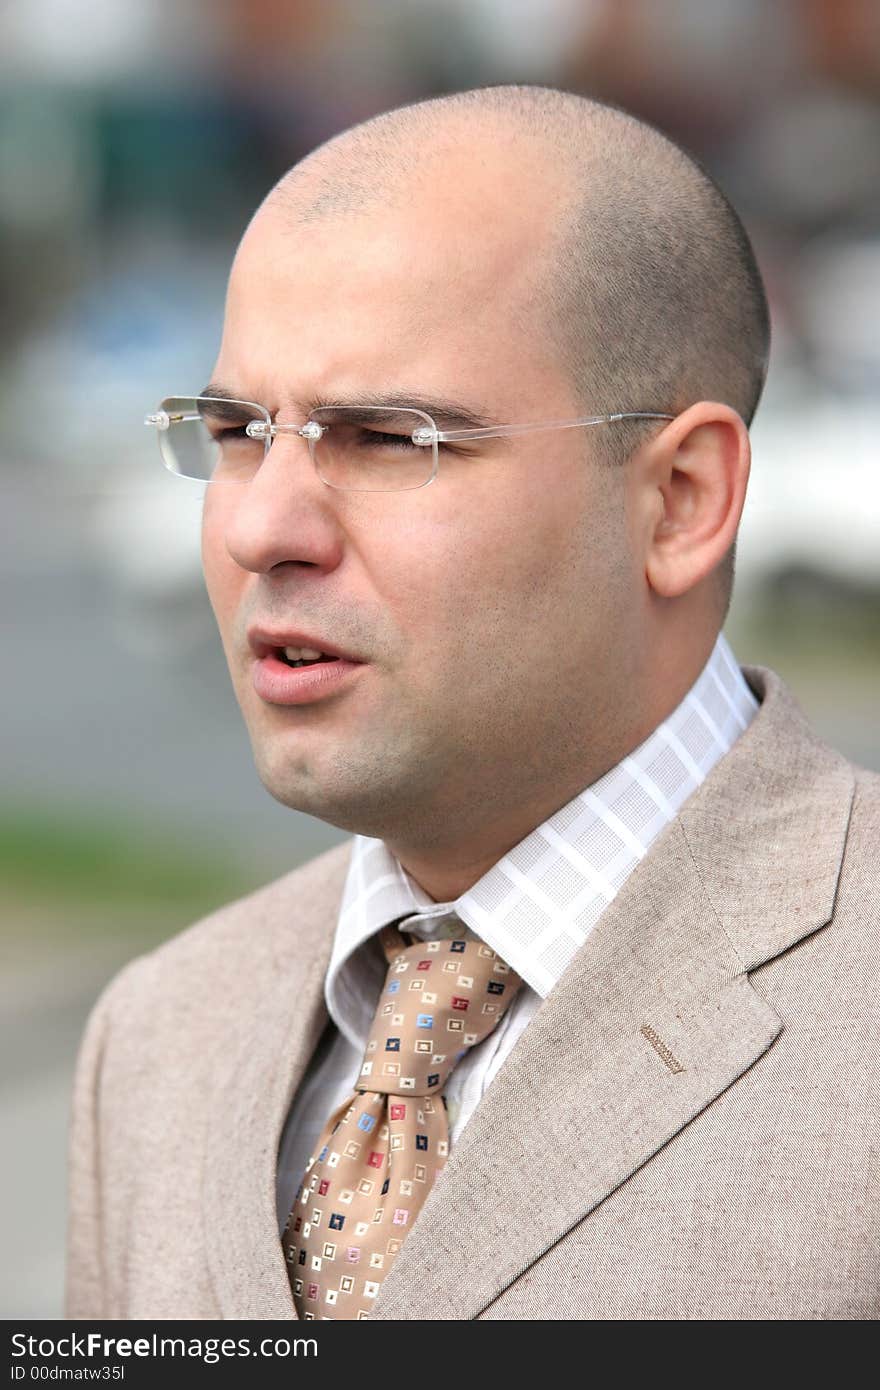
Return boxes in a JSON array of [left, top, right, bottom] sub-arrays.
[[395, 486, 583, 647]]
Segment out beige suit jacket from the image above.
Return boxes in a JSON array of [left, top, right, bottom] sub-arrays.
[[63, 664, 880, 1320]]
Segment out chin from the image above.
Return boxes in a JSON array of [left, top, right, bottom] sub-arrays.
[[259, 782, 370, 837], [255, 761, 401, 839], [250, 743, 339, 814]]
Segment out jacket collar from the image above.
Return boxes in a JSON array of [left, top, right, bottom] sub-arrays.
[[202, 662, 855, 1319]]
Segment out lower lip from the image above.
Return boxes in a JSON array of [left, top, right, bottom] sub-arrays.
[[252, 654, 366, 705]]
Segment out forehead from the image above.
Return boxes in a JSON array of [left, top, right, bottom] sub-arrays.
[[216, 178, 572, 416]]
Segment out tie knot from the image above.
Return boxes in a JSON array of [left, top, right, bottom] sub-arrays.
[[357, 929, 522, 1097]]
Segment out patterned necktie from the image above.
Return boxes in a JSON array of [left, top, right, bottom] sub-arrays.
[[281, 918, 523, 1319]]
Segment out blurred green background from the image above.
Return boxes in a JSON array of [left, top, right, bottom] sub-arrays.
[[2, 0, 878, 1317]]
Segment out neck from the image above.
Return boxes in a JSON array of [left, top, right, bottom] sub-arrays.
[[386, 627, 719, 901]]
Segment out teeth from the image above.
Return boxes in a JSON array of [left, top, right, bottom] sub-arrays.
[[283, 646, 324, 660]]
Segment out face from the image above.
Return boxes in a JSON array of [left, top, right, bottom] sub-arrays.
[[201, 150, 645, 869]]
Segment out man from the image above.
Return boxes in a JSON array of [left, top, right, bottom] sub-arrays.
[[65, 85, 879, 1320]]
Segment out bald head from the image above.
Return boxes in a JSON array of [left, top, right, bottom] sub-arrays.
[[269, 85, 769, 417], [264, 84, 769, 619]]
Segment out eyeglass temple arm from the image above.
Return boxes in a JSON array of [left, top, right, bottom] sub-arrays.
[[431, 412, 675, 444]]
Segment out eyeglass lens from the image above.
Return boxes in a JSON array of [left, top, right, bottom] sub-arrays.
[[309, 407, 435, 491]]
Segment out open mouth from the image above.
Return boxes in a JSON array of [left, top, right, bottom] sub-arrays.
[[275, 650, 342, 669]]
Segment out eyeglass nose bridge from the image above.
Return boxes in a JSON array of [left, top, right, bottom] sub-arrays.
[[244, 418, 437, 449], [245, 419, 325, 444]]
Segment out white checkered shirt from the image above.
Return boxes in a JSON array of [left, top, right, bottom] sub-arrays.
[[276, 630, 760, 1231]]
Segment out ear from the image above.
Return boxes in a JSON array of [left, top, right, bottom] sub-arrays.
[[638, 402, 750, 601]]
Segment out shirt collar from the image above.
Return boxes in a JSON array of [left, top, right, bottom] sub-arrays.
[[325, 630, 760, 1050]]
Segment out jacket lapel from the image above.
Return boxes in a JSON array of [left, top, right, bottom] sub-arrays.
[[202, 840, 352, 1319], [369, 663, 855, 1319], [368, 818, 782, 1320]]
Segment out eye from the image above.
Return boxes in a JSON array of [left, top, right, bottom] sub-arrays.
[[356, 427, 419, 450], [207, 423, 253, 446]]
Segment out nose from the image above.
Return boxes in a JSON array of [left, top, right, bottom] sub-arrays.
[[216, 429, 345, 576]]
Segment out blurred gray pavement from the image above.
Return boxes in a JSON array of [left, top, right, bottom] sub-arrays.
[[1, 478, 345, 868]]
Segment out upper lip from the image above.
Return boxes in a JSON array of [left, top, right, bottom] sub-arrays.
[[246, 625, 365, 663]]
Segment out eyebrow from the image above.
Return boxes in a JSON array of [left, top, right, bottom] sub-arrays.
[[199, 383, 496, 432]]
